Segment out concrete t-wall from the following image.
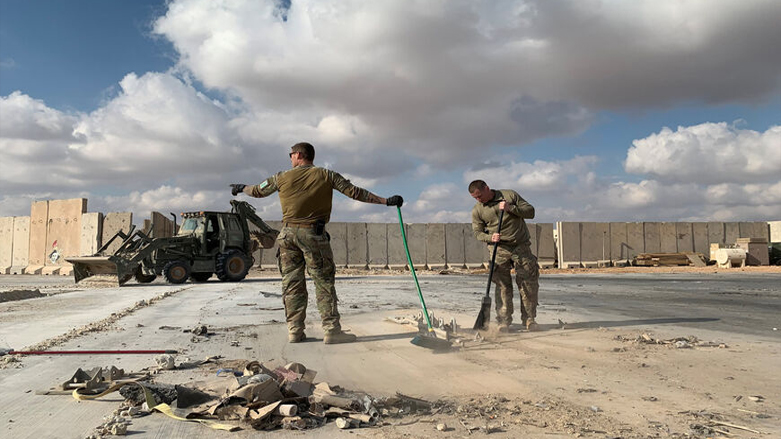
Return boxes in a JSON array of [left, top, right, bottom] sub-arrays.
[[80, 212, 103, 256], [26, 200, 49, 274], [102, 212, 133, 255], [426, 223, 446, 270], [11, 216, 30, 274], [151, 211, 175, 238], [445, 223, 466, 269], [367, 223, 387, 269], [0, 217, 13, 273], [42, 198, 87, 275]]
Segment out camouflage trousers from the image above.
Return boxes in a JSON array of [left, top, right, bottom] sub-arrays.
[[490, 243, 539, 326], [277, 226, 341, 336]]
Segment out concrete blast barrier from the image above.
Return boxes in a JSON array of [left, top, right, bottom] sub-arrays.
[[692, 222, 709, 255], [26, 200, 49, 274], [537, 223, 556, 268], [556, 222, 581, 268], [609, 222, 628, 264], [367, 223, 387, 269], [725, 222, 739, 245], [445, 223, 466, 269], [387, 222, 407, 269], [11, 216, 30, 274], [80, 212, 103, 256], [707, 222, 725, 256], [739, 222, 769, 241], [151, 211, 175, 238], [0, 217, 13, 273], [659, 222, 678, 253], [42, 198, 87, 275], [643, 222, 661, 254], [346, 223, 368, 269], [406, 224, 426, 270], [626, 222, 644, 260], [770, 221, 781, 243], [580, 222, 610, 267], [675, 222, 693, 253], [426, 223, 446, 270], [464, 226, 485, 269], [102, 212, 133, 255]]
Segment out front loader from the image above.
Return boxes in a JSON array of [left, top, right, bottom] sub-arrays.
[[66, 201, 278, 286]]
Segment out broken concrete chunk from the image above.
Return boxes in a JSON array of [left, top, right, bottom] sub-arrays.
[[335, 417, 352, 429], [277, 404, 298, 416], [284, 362, 307, 374], [155, 354, 176, 370]]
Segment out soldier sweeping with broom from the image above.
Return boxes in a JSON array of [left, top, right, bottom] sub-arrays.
[[469, 180, 540, 332]]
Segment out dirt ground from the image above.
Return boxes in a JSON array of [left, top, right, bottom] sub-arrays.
[[0, 269, 778, 439]]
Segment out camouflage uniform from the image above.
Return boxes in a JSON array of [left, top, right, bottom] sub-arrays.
[[244, 164, 384, 337], [471, 189, 539, 327]]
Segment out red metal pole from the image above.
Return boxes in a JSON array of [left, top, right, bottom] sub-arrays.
[[6, 349, 178, 356]]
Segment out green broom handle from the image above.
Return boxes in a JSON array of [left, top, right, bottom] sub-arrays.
[[396, 206, 434, 331]]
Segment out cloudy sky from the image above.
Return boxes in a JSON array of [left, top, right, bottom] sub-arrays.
[[1, 0, 779, 225]]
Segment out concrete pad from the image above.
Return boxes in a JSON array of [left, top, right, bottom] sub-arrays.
[[580, 222, 610, 264], [425, 223, 446, 270], [44, 198, 87, 272], [770, 221, 781, 243], [10, 216, 30, 274], [609, 222, 628, 264], [692, 223, 709, 255], [80, 212, 103, 256], [626, 222, 644, 260], [527, 222, 538, 257], [346, 223, 368, 269], [406, 223, 426, 270], [643, 222, 661, 253], [41, 266, 61, 275], [326, 222, 347, 268], [0, 217, 13, 273], [444, 223, 466, 269], [27, 200, 49, 272], [675, 222, 693, 253], [151, 211, 175, 238], [464, 225, 485, 269], [556, 222, 581, 268], [660, 222, 678, 253], [725, 222, 739, 245], [101, 212, 132, 255], [387, 222, 408, 269], [367, 223, 388, 269], [537, 223, 556, 267]]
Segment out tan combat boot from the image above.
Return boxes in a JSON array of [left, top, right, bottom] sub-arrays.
[[323, 331, 357, 344], [525, 318, 540, 332], [288, 332, 307, 343]]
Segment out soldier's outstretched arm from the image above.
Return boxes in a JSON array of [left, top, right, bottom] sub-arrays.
[[328, 170, 389, 205], [231, 174, 280, 199]]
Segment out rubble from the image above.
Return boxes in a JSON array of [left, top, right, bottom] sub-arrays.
[[616, 333, 728, 349]]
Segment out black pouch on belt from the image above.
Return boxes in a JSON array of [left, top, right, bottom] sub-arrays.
[[314, 219, 326, 236]]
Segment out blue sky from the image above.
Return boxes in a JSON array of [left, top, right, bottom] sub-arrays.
[[1, 0, 779, 225]]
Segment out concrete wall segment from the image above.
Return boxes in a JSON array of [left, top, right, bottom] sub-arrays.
[[367, 223, 388, 269], [102, 212, 133, 255], [643, 222, 661, 254], [557, 222, 581, 268], [580, 222, 610, 263], [0, 217, 14, 273], [769, 221, 781, 243], [346, 223, 368, 269], [626, 222, 644, 259], [675, 222, 693, 252], [609, 222, 628, 262], [406, 224, 426, 270], [464, 225, 485, 268], [387, 222, 407, 269], [10, 216, 30, 274], [537, 223, 556, 264], [444, 223, 466, 269], [725, 222, 739, 245], [691, 222, 709, 255], [80, 212, 103, 256], [425, 223, 446, 270], [659, 222, 678, 253], [26, 200, 49, 273]]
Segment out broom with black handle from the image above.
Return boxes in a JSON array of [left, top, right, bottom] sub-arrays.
[[473, 209, 504, 330]]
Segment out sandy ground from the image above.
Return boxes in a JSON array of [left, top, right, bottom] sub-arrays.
[[0, 269, 778, 439]]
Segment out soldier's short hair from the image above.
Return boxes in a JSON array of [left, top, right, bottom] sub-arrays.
[[468, 180, 487, 193], [291, 142, 315, 161]]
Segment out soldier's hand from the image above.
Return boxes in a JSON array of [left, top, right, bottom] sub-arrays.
[[230, 184, 246, 196], [386, 195, 404, 207], [491, 233, 501, 243]]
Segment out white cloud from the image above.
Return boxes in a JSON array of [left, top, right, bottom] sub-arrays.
[[464, 156, 598, 193], [626, 123, 781, 184]]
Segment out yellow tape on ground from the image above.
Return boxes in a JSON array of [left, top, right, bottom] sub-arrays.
[[151, 403, 240, 431], [72, 382, 240, 431]]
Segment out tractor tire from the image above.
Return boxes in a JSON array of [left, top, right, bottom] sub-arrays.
[[163, 260, 191, 284], [215, 249, 251, 282], [134, 270, 157, 284], [190, 272, 213, 282]]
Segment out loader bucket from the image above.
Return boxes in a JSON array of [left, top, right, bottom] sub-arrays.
[[66, 256, 138, 286]]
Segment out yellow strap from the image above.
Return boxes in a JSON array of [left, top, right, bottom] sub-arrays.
[[72, 382, 239, 431]]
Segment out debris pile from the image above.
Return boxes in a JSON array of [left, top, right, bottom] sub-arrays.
[[617, 333, 727, 349], [53, 358, 441, 435]]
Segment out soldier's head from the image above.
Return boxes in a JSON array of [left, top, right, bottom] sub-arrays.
[[289, 142, 315, 167], [468, 180, 493, 203]]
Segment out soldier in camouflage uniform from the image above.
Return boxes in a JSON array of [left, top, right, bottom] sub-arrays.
[[469, 180, 540, 332], [230, 142, 403, 344]]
